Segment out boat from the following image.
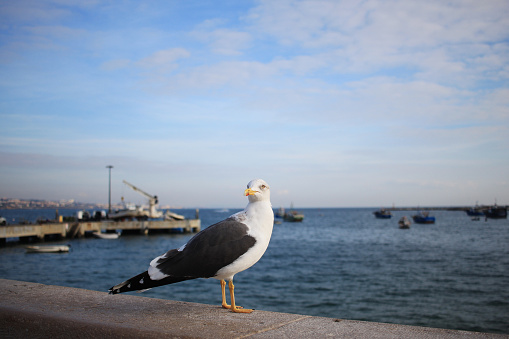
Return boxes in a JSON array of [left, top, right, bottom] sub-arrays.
[[109, 180, 165, 221], [412, 211, 435, 224], [373, 209, 392, 219], [465, 204, 484, 216], [275, 207, 286, 218], [122, 180, 163, 218], [273, 208, 284, 224], [164, 210, 185, 220], [283, 210, 305, 222], [398, 216, 411, 229], [26, 245, 70, 253], [108, 202, 150, 221], [276, 205, 304, 222], [92, 231, 120, 239], [465, 208, 484, 216], [484, 205, 507, 219]]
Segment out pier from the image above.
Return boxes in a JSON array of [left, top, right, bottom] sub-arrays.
[[0, 218, 201, 243], [1, 279, 506, 338]]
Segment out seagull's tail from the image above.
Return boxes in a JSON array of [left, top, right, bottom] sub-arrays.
[[109, 271, 193, 294]]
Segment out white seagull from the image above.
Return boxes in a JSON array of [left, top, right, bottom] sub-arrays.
[[109, 179, 274, 313]]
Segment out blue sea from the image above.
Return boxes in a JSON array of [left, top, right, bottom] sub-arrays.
[[1, 208, 508, 334]]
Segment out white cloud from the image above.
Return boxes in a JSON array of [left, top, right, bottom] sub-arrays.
[[137, 48, 190, 72], [0, 2, 71, 25], [1, 0, 509, 207], [100, 59, 131, 71], [193, 28, 252, 56], [246, 0, 509, 83], [23, 25, 86, 39]]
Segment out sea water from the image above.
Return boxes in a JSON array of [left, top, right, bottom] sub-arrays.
[[0, 208, 508, 334]]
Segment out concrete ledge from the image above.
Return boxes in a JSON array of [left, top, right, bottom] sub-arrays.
[[0, 279, 506, 338]]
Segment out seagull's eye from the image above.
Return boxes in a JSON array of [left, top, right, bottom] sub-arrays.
[[261, 185, 266, 189]]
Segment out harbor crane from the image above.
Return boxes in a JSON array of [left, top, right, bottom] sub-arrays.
[[122, 180, 162, 218]]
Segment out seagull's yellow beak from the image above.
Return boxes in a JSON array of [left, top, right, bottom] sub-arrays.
[[244, 188, 258, 196]]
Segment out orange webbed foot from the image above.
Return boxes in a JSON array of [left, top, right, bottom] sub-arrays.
[[220, 279, 253, 313]]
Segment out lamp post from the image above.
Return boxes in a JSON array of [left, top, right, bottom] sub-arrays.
[[106, 165, 113, 213]]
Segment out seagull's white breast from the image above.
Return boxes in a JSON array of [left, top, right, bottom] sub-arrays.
[[214, 201, 273, 281]]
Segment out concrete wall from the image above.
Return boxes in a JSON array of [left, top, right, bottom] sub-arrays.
[[0, 279, 506, 338]]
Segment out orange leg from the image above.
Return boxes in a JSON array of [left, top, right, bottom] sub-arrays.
[[228, 280, 253, 313], [220, 280, 231, 309]]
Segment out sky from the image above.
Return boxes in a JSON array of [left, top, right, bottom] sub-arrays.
[[1, 0, 508, 209]]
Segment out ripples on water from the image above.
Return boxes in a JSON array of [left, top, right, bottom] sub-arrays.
[[1, 208, 508, 334]]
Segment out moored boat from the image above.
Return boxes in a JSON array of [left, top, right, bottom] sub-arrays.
[[398, 216, 411, 229], [275, 207, 285, 218], [26, 245, 70, 253], [373, 209, 392, 219], [283, 210, 305, 222], [164, 210, 185, 220], [108, 180, 165, 221], [92, 231, 120, 239], [412, 211, 435, 224], [465, 205, 484, 216], [277, 204, 305, 222], [484, 205, 507, 219], [108, 203, 150, 221]]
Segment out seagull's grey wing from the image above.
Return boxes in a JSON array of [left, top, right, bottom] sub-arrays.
[[151, 217, 256, 279]]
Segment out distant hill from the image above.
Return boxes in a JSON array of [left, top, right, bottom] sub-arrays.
[[0, 198, 122, 210]]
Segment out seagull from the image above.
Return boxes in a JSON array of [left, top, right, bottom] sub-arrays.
[[109, 178, 274, 313]]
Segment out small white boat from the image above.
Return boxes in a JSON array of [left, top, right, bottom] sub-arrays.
[[92, 231, 120, 239], [398, 216, 411, 229], [164, 210, 185, 220], [26, 245, 70, 253]]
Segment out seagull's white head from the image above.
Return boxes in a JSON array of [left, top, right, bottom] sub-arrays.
[[244, 179, 271, 203]]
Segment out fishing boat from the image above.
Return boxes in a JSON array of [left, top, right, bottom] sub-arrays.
[[283, 210, 305, 222], [412, 211, 435, 224], [275, 207, 286, 218], [465, 204, 484, 216], [273, 208, 284, 224], [373, 209, 392, 219], [92, 231, 120, 239], [484, 205, 507, 219], [26, 245, 70, 253], [398, 216, 411, 229], [276, 204, 304, 222]]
